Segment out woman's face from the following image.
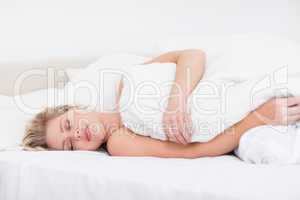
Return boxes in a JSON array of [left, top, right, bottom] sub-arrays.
[[46, 109, 106, 151]]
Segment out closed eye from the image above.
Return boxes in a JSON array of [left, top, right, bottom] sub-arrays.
[[64, 137, 74, 151], [70, 139, 74, 151], [65, 119, 71, 130]]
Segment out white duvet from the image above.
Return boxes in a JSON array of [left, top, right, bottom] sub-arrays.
[[119, 35, 300, 143], [236, 125, 300, 164]]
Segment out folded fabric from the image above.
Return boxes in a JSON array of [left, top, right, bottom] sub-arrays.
[[119, 64, 300, 142], [235, 125, 300, 164], [65, 53, 148, 112], [119, 34, 300, 142]]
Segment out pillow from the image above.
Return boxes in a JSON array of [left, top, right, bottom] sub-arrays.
[[0, 105, 31, 150], [0, 89, 58, 149], [66, 53, 149, 80], [221, 33, 300, 81], [13, 88, 67, 114], [156, 34, 231, 78], [157, 34, 231, 62], [157, 33, 300, 80], [65, 53, 149, 112]]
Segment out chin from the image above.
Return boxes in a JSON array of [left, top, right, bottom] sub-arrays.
[[78, 147, 97, 151], [79, 143, 102, 151]]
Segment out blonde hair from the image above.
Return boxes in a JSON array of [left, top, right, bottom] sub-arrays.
[[22, 105, 80, 151]]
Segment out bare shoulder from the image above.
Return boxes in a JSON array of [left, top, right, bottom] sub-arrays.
[[106, 127, 137, 156], [106, 127, 165, 157]]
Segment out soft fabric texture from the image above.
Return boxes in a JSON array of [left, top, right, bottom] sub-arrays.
[[1, 151, 300, 200], [157, 35, 230, 65], [0, 89, 62, 150], [119, 63, 300, 142], [119, 34, 300, 143], [158, 33, 300, 80], [235, 125, 300, 164], [65, 53, 148, 112], [211, 33, 300, 81], [0, 95, 27, 150]]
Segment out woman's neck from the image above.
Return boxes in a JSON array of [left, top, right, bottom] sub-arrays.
[[98, 112, 122, 142]]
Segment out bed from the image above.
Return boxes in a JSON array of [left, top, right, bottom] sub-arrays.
[[1, 41, 300, 200], [1, 39, 300, 200], [1, 150, 300, 200], [1, 1, 300, 199]]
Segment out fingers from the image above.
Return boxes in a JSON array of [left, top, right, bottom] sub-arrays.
[[185, 114, 193, 134], [288, 97, 300, 107], [170, 116, 188, 145], [166, 130, 178, 143], [283, 97, 300, 124], [173, 130, 188, 145], [273, 97, 300, 125], [164, 118, 181, 144], [288, 114, 300, 124], [288, 105, 300, 116], [244, 97, 300, 126], [164, 118, 177, 143], [287, 104, 300, 124], [164, 116, 188, 145], [177, 117, 189, 144], [179, 114, 192, 143]]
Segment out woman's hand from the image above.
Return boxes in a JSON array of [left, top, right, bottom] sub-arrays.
[[146, 50, 205, 145], [253, 97, 300, 125], [162, 97, 193, 145]]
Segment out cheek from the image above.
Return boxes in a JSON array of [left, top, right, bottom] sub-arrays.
[[89, 123, 105, 139], [76, 118, 89, 129]]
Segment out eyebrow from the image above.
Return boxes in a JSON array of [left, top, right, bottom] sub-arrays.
[[60, 118, 65, 150], [59, 118, 64, 133]]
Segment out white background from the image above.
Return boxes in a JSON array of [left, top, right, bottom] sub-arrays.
[[0, 0, 299, 61], [0, 0, 299, 95]]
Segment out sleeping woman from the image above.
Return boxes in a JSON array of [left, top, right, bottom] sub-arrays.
[[22, 50, 300, 159]]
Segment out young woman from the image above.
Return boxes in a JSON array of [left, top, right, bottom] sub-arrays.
[[23, 50, 300, 158]]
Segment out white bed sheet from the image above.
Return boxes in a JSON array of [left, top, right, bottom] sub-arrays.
[[1, 151, 300, 200]]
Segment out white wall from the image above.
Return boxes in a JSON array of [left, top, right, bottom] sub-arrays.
[[0, 0, 299, 61], [0, 0, 299, 95]]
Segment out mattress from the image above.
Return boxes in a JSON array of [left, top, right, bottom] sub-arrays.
[[1, 151, 300, 200]]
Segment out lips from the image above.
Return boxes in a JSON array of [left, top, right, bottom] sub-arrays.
[[84, 126, 92, 141]]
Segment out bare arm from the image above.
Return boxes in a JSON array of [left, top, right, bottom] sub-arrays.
[[145, 49, 206, 144], [145, 49, 205, 98], [107, 97, 300, 158], [107, 111, 262, 158]]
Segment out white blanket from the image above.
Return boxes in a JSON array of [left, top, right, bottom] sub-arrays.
[[235, 125, 300, 164], [119, 35, 300, 143]]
